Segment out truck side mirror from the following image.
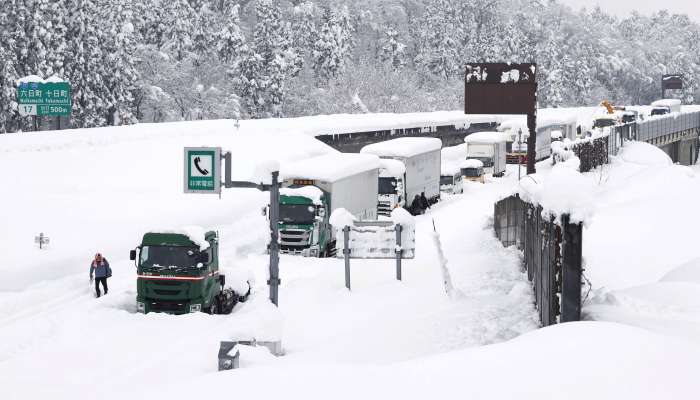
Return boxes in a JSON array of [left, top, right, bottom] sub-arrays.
[[129, 249, 136, 261], [317, 207, 325, 218]]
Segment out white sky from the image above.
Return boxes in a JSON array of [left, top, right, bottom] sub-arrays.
[[557, 0, 700, 22]]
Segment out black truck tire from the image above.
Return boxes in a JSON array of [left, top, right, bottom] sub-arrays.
[[207, 298, 219, 315]]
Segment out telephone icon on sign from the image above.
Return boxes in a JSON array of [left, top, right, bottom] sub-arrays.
[[194, 156, 209, 175]]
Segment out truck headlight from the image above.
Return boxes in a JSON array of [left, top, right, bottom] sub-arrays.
[[137, 302, 145, 313], [189, 304, 202, 313]]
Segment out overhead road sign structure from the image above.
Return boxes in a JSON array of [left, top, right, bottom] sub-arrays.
[[464, 62, 538, 174], [661, 74, 683, 99], [662, 74, 683, 90], [183, 147, 221, 194], [17, 81, 71, 117], [464, 62, 537, 115]]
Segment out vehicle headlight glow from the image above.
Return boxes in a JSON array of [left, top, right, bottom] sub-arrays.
[[190, 303, 202, 313]]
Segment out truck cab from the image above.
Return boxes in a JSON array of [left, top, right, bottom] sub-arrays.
[[377, 159, 406, 216], [278, 184, 330, 257], [361, 137, 442, 215], [461, 159, 485, 183], [132, 231, 237, 314], [440, 171, 464, 194], [278, 153, 380, 258]]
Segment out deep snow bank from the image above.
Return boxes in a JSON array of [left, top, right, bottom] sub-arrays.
[[108, 322, 700, 400]]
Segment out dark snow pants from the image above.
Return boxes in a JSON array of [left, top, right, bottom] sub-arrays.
[[95, 277, 108, 297]]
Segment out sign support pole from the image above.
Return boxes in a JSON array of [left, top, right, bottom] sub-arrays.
[[343, 226, 351, 290], [221, 151, 281, 306], [395, 224, 402, 281], [268, 171, 280, 306]]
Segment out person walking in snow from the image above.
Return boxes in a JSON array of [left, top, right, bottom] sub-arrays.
[[419, 192, 431, 213], [90, 253, 112, 297], [409, 194, 422, 216]]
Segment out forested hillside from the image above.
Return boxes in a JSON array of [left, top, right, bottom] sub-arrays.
[[1, 0, 699, 132]]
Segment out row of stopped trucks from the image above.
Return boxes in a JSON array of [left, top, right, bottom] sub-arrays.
[[278, 137, 442, 257], [277, 134, 512, 258]]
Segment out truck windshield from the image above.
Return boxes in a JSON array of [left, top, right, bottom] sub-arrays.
[[462, 168, 482, 177], [593, 118, 616, 128], [440, 176, 454, 185], [378, 177, 398, 194], [140, 246, 200, 270], [280, 204, 316, 224]]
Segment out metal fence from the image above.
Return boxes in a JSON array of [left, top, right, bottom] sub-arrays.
[[494, 195, 583, 326], [635, 111, 700, 142]]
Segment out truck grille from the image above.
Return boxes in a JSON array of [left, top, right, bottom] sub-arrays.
[[377, 201, 393, 216], [147, 300, 186, 313], [280, 229, 310, 245], [279, 229, 311, 254], [153, 289, 181, 296]]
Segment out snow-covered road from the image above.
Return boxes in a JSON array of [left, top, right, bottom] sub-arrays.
[[2, 118, 700, 399]]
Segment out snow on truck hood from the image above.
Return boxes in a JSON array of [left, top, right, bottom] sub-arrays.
[[360, 137, 442, 158], [281, 153, 381, 182]]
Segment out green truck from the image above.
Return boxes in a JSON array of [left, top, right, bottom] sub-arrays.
[[130, 230, 249, 314], [278, 153, 380, 257]]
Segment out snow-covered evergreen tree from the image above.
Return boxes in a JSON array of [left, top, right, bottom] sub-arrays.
[[217, 4, 246, 65], [414, 0, 460, 79], [64, 0, 108, 128], [101, 0, 140, 125], [163, 0, 195, 62], [380, 27, 406, 71], [312, 7, 353, 83], [0, 13, 19, 133]]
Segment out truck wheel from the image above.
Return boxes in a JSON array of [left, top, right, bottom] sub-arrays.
[[207, 299, 219, 315]]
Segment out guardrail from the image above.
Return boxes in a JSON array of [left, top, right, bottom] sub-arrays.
[[635, 111, 700, 142], [494, 195, 583, 326]]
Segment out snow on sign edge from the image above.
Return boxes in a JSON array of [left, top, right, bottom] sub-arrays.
[[281, 153, 381, 182], [360, 137, 442, 158], [17, 75, 67, 85]]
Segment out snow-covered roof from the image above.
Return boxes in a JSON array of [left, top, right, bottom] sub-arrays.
[[280, 186, 324, 204], [281, 153, 380, 182], [651, 99, 681, 107], [441, 162, 462, 176], [360, 137, 442, 158], [461, 159, 484, 169], [464, 132, 508, 144], [594, 114, 617, 120], [551, 130, 563, 139], [379, 158, 406, 177], [441, 143, 468, 164], [160, 226, 210, 250]]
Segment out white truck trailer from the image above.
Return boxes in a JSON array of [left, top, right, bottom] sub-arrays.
[[278, 153, 380, 257], [361, 137, 442, 216], [464, 132, 507, 177], [651, 99, 682, 114]]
